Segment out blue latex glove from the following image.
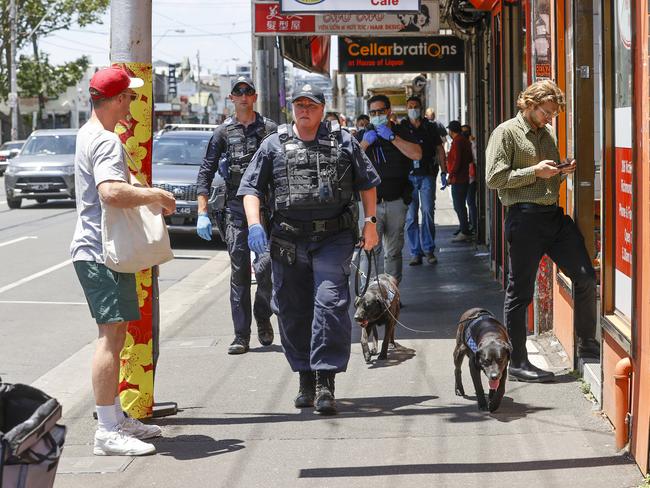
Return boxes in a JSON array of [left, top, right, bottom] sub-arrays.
[[376, 124, 394, 141], [218, 155, 229, 179], [248, 223, 268, 255], [362, 129, 378, 145], [440, 172, 448, 190], [197, 214, 212, 241]]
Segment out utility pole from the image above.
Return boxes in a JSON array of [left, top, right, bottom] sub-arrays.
[[196, 50, 202, 123], [253, 36, 281, 122], [111, 0, 177, 420], [9, 0, 18, 140]]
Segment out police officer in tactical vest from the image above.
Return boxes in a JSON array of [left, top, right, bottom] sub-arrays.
[[238, 85, 380, 414], [196, 76, 277, 354]]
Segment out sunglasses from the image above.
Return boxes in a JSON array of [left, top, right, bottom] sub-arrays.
[[231, 86, 255, 97], [536, 106, 559, 119], [368, 107, 388, 116]]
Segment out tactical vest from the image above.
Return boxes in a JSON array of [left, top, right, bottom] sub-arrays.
[[273, 121, 354, 212], [225, 117, 273, 196]]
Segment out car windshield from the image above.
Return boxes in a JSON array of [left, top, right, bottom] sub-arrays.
[[153, 134, 211, 165], [21, 135, 76, 155]]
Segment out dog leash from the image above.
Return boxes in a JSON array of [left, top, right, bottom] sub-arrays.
[[352, 248, 373, 299]]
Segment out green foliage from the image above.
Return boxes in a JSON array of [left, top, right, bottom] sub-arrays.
[[637, 474, 650, 488], [17, 54, 89, 98], [0, 0, 110, 100]]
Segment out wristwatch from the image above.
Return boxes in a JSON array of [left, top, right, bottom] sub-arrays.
[[364, 216, 377, 224]]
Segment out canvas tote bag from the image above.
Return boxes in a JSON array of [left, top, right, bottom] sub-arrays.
[[101, 152, 174, 273]]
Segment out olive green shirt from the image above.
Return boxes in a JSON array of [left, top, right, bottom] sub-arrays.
[[485, 112, 562, 206]]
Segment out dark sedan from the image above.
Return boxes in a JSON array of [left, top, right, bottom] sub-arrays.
[[152, 129, 225, 238]]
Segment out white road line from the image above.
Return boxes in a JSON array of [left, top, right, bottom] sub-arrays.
[[0, 300, 86, 305], [0, 259, 72, 295], [0, 200, 6, 205], [173, 254, 212, 260], [0, 236, 38, 248]]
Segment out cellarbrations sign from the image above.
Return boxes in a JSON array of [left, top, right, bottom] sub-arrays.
[[280, 0, 420, 13], [338, 36, 465, 73]]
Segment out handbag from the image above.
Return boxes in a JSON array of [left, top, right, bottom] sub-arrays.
[[101, 153, 174, 273]]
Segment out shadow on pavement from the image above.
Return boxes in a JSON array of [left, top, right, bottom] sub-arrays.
[[159, 395, 441, 426], [444, 396, 554, 423], [297, 455, 635, 478], [248, 344, 284, 354], [364, 343, 416, 369], [153, 435, 245, 460]]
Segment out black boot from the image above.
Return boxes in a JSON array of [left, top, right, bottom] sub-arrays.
[[315, 371, 337, 415], [257, 320, 274, 346], [294, 371, 315, 408], [508, 359, 554, 383]]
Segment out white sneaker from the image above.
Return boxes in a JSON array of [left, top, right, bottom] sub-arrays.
[[94, 428, 156, 456], [120, 416, 163, 440], [451, 232, 472, 242]]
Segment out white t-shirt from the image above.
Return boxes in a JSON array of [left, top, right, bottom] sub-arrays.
[[70, 121, 128, 262]]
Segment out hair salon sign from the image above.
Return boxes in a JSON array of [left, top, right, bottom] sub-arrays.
[[280, 0, 421, 13]]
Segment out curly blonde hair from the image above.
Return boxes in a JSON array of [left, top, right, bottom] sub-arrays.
[[516, 80, 566, 111]]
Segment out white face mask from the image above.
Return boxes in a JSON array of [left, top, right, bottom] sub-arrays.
[[408, 108, 421, 120]]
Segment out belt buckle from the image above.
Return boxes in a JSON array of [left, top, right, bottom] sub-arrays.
[[312, 220, 327, 233]]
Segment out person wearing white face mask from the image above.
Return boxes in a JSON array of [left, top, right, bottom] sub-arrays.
[[400, 96, 446, 265], [359, 94, 422, 285]]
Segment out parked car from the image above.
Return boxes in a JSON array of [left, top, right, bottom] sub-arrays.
[[3, 129, 78, 209], [0, 140, 25, 176], [152, 128, 225, 238]]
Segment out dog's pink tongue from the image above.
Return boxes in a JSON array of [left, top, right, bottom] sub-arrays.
[[488, 379, 500, 390]]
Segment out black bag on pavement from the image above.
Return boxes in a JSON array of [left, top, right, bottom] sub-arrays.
[[0, 380, 66, 488]]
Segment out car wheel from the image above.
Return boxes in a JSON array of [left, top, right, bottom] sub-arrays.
[[6, 196, 21, 209], [36, 197, 48, 204]]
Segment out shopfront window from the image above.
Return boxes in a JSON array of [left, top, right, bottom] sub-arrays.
[[613, 0, 633, 320], [532, 0, 553, 80]]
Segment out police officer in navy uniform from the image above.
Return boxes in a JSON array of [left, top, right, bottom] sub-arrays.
[[196, 76, 277, 354], [238, 84, 380, 415]]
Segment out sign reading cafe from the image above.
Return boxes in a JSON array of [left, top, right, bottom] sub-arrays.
[[280, 0, 421, 13]]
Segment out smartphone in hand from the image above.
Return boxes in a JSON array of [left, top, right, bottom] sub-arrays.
[[555, 159, 574, 170]]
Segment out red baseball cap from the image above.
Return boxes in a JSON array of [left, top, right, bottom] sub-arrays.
[[89, 67, 144, 100]]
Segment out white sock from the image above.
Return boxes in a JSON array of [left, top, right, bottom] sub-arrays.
[[96, 405, 119, 432], [114, 396, 125, 422]]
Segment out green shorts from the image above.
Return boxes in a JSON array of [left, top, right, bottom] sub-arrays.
[[73, 261, 141, 325]]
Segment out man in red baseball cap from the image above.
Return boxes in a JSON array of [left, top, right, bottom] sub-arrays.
[[71, 66, 175, 456], [89, 66, 144, 101]]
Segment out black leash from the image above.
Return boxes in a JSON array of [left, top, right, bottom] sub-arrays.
[[354, 248, 373, 299]]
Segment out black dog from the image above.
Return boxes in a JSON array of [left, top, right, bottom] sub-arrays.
[[353, 274, 400, 363], [453, 308, 512, 412]]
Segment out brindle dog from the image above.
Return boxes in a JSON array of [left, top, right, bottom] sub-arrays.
[[353, 274, 400, 364], [453, 308, 512, 412]]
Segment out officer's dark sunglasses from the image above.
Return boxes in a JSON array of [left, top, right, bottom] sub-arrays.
[[231, 86, 255, 96]]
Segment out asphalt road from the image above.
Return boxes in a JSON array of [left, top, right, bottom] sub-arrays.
[[0, 174, 226, 385]]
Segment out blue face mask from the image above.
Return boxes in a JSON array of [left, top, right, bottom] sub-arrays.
[[370, 115, 388, 127], [407, 108, 421, 120]]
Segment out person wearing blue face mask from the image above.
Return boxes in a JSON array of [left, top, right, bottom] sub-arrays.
[[400, 96, 447, 266], [359, 94, 422, 285]]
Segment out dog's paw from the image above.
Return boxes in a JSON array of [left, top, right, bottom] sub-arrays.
[[364, 353, 372, 364], [478, 399, 489, 411], [488, 402, 501, 413], [370, 347, 377, 355], [455, 387, 465, 397], [377, 353, 387, 360]]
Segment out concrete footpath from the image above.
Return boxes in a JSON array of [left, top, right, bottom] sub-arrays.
[[51, 192, 642, 488]]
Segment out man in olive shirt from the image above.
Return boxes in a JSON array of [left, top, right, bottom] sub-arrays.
[[486, 80, 599, 383]]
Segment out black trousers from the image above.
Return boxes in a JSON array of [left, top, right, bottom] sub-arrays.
[[504, 207, 597, 365]]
